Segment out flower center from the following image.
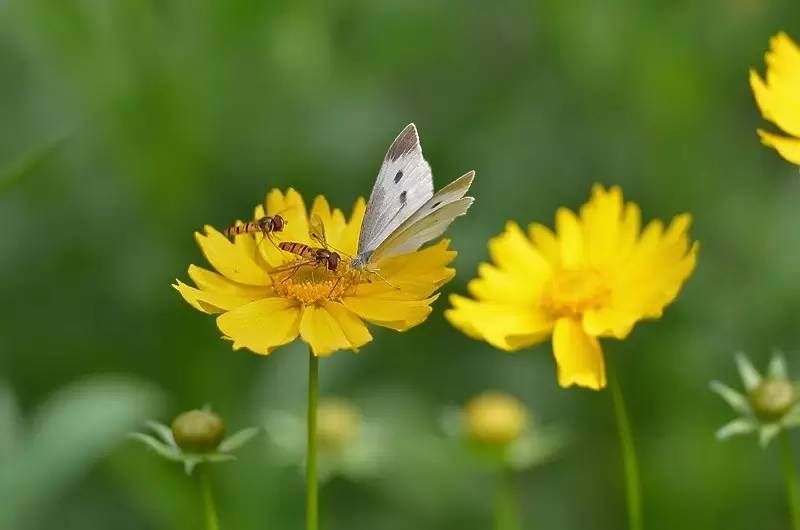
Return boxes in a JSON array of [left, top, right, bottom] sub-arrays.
[[270, 263, 358, 305], [541, 268, 611, 317], [749, 379, 797, 423]]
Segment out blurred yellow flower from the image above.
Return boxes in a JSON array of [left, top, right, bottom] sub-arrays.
[[446, 185, 698, 390], [750, 32, 800, 164], [174, 188, 455, 356], [316, 397, 361, 450], [465, 392, 529, 446]]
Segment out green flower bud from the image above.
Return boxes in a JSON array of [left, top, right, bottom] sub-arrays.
[[316, 398, 360, 450], [171, 409, 225, 452], [464, 392, 529, 446], [749, 379, 797, 423]]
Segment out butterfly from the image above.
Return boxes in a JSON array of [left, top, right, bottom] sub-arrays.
[[350, 123, 475, 275]]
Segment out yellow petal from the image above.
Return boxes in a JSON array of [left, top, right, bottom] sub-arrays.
[[341, 295, 438, 331], [195, 225, 269, 285], [527, 223, 561, 268], [488, 222, 552, 282], [320, 300, 373, 350], [266, 188, 311, 245], [555, 208, 585, 268], [750, 33, 800, 139], [580, 185, 626, 269], [188, 265, 271, 296], [173, 280, 255, 314], [216, 298, 301, 354], [552, 317, 606, 390], [466, 262, 542, 305], [355, 239, 456, 300], [445, 295, 554, 351], [299, 303, 353, 356], [310, 195, 349, 252], [338, 197, 366, 257], [757, 129, 800, 164]]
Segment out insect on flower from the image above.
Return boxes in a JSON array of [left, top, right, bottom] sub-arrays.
[[223, 214, 287, 238]]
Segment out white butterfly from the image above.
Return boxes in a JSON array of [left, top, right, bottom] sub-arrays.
[[350, 123, 475, 274]]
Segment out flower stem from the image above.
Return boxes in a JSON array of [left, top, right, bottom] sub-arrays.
[[780, 432, 800, 530], [306, 349, 319, 530], [493, 467, 521, 530], [609, 361, 643, 530], [200, 467, 220, 530]]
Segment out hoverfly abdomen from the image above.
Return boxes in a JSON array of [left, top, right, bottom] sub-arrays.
[[223, 214, 287, 238]]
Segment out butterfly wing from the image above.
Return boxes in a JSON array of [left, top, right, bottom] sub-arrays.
[[356, 123, 434, 257], [369, 171, 475, 263]]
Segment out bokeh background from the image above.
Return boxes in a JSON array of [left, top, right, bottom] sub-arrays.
[[2, 1, 800, 529]]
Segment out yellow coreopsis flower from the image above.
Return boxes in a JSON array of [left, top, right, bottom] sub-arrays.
[[446, 185, 698, 390], [174, 188, 456, 356], [750, 32, 800, 164]]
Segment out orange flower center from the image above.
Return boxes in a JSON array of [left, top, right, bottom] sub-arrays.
[[270, 264, 358, 305], [541, 268, 611, 317]]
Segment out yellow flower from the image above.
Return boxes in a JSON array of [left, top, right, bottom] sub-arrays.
[[446, 185, 698, 390], [174, 188, 456, 356], [750, 32, 800, 164]]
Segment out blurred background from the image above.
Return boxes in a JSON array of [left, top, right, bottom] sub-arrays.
[[1, 1, 800, 529]]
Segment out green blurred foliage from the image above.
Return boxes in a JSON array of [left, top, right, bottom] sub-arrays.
[[1, 0, 800, 529]]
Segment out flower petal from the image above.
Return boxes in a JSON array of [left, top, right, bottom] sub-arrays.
[[715, 418, 758, 440], [195, 225, 269, 285], [551, 317, 606, 390], [173, 280, 267, 314], [338, 197, 366, 257], [299, 303, 354, 356], [265, 188, 311, 245], [320, 301, 372, 351], [555, 208, 585, 268], [356, 239, 457, 300], [709, 381, 753, 416], [756, 129, 800, 165], [216, 298, 301, 354], [445, 295, 553, 351], [342, 294, 439, 331], [310, 195, 348, 251]]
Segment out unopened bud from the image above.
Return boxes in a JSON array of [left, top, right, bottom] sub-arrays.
[[465, 392, 529, 446], [171, 409, 225, 452], [749, 379, 797, 423]]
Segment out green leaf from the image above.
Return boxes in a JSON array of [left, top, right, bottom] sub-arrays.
[[768, 352, 789, 380], [734, 353, 762, 392], [715, 418, 757, 440], [709, 381, 752, 416], [129, 433, 181, 461], [146, 420, 176, 447], [218, 427, 261, 453], [759, 424, 781, 448], [0, 375, 162, 528]]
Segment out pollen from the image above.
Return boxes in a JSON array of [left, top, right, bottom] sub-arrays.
[[541, 268, 611, 318], [270, 266, 358, 304]]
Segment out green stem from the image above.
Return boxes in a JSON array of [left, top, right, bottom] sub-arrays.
[[306, 350, 319, 530], [608, 361, 643, 530], [200, 467, 220, 530], [493, 467, 521, 530], [780, 432, 800, 530]]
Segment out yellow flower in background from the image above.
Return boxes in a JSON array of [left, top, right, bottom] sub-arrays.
[[750, 32, 800, 164], [174, 188, 456, 356], [446, 185, 698, 390]]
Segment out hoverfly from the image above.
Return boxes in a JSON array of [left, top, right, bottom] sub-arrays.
[[276, 215, 341, 274], [223, 214, 286, 238]]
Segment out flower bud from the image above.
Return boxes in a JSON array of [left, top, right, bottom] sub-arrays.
[[465, 392, 529, 446], [749, 379, 797, 423], [171, 409, 225, 452], [316, 398, 360, 450]]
